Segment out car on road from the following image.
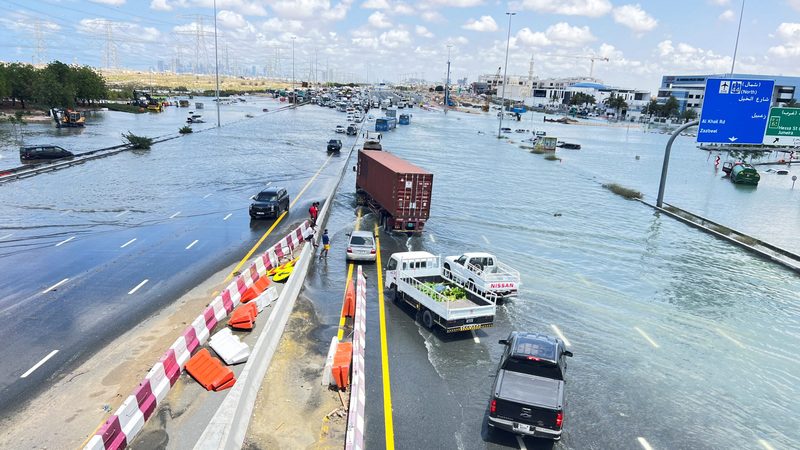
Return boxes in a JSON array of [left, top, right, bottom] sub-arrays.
[[19, 145, 74, 163], [327, 139, 342, 153], [335, 125, 346, 134], [249, 186, 289, 219], [362, 140, 382, 151], [346, 124, 358, 136], [345, 230, 376, 261], [487, 331, 573, 441]]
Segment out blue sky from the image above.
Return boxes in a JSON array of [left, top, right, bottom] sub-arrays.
[[1, 0, 799, 91]]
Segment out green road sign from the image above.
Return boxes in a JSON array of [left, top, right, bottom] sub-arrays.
[[763, 107, 800, 145]]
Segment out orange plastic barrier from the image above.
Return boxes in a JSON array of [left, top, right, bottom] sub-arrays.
[[331, 342, 353, 390], [344, 281, 356, 318], [228, 303, 258, 330], [241, 276, 271, 303], [185, 348, 236, 391]]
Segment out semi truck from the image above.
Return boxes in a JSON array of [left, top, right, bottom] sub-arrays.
[[356, 150, 432, 233], [384, 252, 497, 333]]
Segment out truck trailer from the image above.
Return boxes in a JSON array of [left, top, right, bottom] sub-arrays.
[[356, 150, 433, 233]]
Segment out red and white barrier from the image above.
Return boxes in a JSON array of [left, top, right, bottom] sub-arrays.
[[345, 266, 367, 450], [84, 220, 313, 450]]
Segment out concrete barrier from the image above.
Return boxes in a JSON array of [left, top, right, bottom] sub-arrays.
[[345, 266, 367, 450], [210, 329, 251, 365]]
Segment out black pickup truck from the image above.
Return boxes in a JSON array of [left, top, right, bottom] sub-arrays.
[[327, 139, 342, 153], [487, 331, 573, 440]]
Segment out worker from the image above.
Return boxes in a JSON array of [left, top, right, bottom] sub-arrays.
[[320, 229, 330, 258], [309, 202, 319, 225]]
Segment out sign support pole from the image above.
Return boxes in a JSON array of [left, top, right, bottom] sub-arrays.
[[657, 120, 699, 208]]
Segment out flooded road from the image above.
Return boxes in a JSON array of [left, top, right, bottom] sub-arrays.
[[305, 107, 798, 450]]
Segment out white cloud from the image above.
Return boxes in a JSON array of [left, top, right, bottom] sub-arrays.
[[545, 22, 596, 47], [393, 2, 414, 14], [515, 27, 550, 46], [709, 0, 730, 5], [90, 0, 126, 5], [790, 0, 800, 12], [415, 25, 434, 38], [768, 22, 800, 57], [261, 17, 303, 32], [271, 0, 352, 21], [150, 0, 173, 10], [217, 10, 248, 29], [421, 10, 445, 23], [513, 0, 612, 17], [368, 11, 392, 28], [655, 39, 732, 72], [718, 9, 735, 21], [379, 28, 411, 48], [613, 4, 658, 33], [427, 0, 483, 7], [361, 0, 389, 8], [463, 15, 498, 32], [446, 35, 469, 45]]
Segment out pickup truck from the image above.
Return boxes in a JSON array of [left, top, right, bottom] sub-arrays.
[[442, 253, 521, 300], [327, 139, 342, 153], [385, 251, 496, 333], [487, 332, 573, 440]]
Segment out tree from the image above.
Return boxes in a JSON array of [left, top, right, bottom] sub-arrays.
[[72, 66, 107, 105], [662, 96, 680, 118], [605, 93, 628, 117], [569, 92, 596, 106], [0, 64, 9, 100], [643, 98, 660, 116], [5, 63, 36, 108], [681, 108, 698, 121]]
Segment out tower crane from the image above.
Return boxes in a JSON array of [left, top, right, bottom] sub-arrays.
[[537, 54, 610, 78], [483, 66, 502, 112]]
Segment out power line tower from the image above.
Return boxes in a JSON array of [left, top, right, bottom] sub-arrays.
[[33, 20, 47, 65], [104, 21, 118, 69], [176, 15, 214, 74]]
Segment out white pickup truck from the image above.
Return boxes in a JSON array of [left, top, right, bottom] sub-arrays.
[[385, 251, 497, 333], [442, 253, 521, 300]]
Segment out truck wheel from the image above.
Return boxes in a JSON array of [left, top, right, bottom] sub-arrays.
[[389, 285, 400, 304], [422, 310, 434, 329], [443, 263, 450, 274]]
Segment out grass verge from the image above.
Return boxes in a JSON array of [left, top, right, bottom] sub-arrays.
[[603, 183, 643, 200]]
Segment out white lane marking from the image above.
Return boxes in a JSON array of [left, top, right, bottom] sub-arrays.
[[60, 209, 72, 215], [634, 326, 660, 348], [169, 211, 181, 219], [115, 210, 129, 218], [128, 279, 149, 295], [429, 233, 436, 243], [202, 193, 213, 199], [758, 439, 776, 450], [21, 350, 59, 378], [186, 239, 199, 250], [120, 238, 137, 248], [472, 331, 480, 344], [516, 435, 527, 450], [715, 328, 745, 349], [637, 437, 654, 450], [0, 233, 13, 241], [55, 236, 75, 247], [481, 235, 490, 244], [42, 278, 69, 294], [550, 324, 571, 347], [223, 213, 232, 221]]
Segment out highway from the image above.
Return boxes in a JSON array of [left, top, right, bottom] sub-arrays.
[[0, 102, 353, 420]]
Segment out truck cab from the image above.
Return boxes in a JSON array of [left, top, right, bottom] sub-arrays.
[[488, 332, 573, 440], [384, 251, 439, 290]]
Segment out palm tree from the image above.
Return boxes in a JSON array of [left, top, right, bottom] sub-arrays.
[[605, 94, 628, 118]]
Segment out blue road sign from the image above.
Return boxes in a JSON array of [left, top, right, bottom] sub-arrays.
[[697, 78, 774, 144]]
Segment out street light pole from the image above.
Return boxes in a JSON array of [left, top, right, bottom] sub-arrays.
[[213, 0, 221, 127], [730, 0, 746, 76], [498, 12, 516, 138], [291, 36, 296, 102], [656, 120, 700, 208], [445, 44, 452, 115]]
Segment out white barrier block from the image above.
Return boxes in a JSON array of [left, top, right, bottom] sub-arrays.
[[145, 363, 170, 403], [115, 394, 145, 440], [170, 336, 190, 368], [191, 315, 210, 345], [84, 435, 105, 450], [209, 328, 250, 365], [322, 337, 338, 386], [210, 297, 227, 322], [266, 286, 279, 302], [255, 286, 278, 312]]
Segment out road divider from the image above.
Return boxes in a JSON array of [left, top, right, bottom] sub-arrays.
[[345, 266, 368, 450], [186, 348, 236, 391], [209, 329, 250, 365]]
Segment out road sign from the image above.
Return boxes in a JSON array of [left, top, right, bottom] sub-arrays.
[[697, 78, 774, 144], [762, 107, 800, 146]]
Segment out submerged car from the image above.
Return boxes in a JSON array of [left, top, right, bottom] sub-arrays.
[[19, 145, 74, 163], [249, 186, 289, 219], [345, 230, 376, 261]]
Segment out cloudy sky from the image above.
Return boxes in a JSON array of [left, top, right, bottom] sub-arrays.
[[1, 0, 799, 91]]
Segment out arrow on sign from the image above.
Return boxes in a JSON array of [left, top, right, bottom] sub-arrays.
[[728, 136, 738, 142], [773, 138, 780, 144]]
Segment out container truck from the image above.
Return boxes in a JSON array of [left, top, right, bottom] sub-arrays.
[[356, 150, 432, 233], [384, 252, 497, 333]]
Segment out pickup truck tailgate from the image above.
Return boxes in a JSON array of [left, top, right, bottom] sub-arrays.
[[496, 370, 563, 426]]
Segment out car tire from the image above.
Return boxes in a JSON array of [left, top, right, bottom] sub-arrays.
[[389, 285, 400, 304], [422, 309, 434, 329]]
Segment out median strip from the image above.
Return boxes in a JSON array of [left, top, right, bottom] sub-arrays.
[[20, 350, 58, 378]]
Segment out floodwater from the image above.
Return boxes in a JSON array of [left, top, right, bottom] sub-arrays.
[[350, 108, 799, 449]]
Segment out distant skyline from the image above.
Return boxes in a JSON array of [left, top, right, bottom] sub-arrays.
[[1, 0, 800, 91]]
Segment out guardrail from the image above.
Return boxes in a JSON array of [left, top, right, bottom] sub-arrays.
[[345, 266, 367, 450]]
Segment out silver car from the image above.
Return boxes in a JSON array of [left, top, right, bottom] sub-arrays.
[[346, 230, 376, 262]]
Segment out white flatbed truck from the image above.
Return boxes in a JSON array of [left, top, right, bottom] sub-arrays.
[[442, 252, 521, 299], [385, 251, 497, 333]]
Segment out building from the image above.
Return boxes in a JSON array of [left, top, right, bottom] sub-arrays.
[[475, 73, 532, 101], [657, 73, 800, 113], [522, 77, 651, 113]]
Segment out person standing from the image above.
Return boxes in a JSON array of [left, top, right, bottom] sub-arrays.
[[320, 229, 330, 258], [309, 202, 319, 225]]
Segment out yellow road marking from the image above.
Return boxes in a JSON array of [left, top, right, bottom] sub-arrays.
[[374, 223, 395, 449], [224, 154, 333, 281]]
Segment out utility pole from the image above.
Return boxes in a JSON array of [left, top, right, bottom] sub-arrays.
[[213, 0, 221, 127], [730, 0, 746, 76], [445, 44, 452, 115], [291, 36, 296, 98], [498, 12, 516, 138]]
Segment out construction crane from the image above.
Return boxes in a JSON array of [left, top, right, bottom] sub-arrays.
[[538, 54, 610, 78], [483, 66, 502, 112]]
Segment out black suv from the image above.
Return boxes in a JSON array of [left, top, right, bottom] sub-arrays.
[[249, 186, 289, 219], [327, 139, 342, 153], [19, 145, 73, 162]]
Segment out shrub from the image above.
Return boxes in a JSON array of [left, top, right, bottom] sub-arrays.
[[603, 183, 642, 200], [122, 132, 153, 149], [179, 125, 193, 134]]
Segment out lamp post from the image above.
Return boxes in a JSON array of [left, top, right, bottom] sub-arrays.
[[291, 36, 296, 101], [498, 12, 516, 138], [213, 0, 221, 127], [730, 0, 746, 76], [445, 44, 452, 115]]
